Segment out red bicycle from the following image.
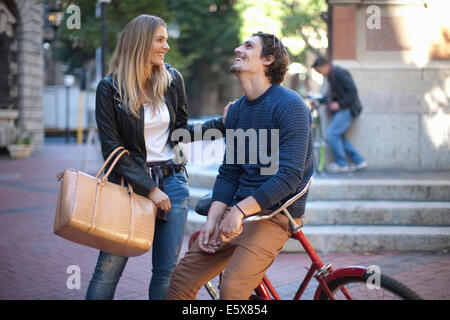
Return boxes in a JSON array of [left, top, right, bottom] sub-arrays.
[[189, 177, 422, 300]]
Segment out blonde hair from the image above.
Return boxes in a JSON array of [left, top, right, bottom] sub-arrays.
[[108, 14, 172, 118]]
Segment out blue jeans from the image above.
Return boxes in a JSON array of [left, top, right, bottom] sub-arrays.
[[85, 172, 189, 300], [326, 109, 365, 167]]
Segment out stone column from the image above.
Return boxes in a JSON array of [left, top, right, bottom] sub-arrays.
[[15, 0, 44, 150]]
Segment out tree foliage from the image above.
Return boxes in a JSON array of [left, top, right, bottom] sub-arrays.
[[46, 0, 239, 86], [168, 0, 241, 82], [46, 1, 169, 70], [44, 0, 326, 106], [279, 0, 328, 63]]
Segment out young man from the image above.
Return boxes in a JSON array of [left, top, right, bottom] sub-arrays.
[[166, 32, 313, 300], [312, 56, 367, 173]]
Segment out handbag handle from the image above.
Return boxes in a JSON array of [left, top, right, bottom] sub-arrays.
[[56, 146, 127, 183], [95, 146, 126, 179], [99, 148, 127, 187], [94, 146, 131, 184], [99, 149, 130, 184]]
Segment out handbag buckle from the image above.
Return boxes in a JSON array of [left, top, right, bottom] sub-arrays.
[[98, 178, 106, 186]]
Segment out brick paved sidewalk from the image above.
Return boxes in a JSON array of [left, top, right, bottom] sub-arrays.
[[0, 143, 449, 300]]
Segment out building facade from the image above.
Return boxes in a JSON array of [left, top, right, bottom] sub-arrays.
[[0, 0, 44, 150]]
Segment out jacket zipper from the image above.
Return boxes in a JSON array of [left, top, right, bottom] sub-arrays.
[[137, 107, 146, 159]]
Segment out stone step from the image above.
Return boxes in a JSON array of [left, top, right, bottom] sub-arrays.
[[188, 186, 450, 226], [304, 200, 450, 226], [189, 186, 211, 209], [186, 168, 450, 201], [184, 166, 450, 252], [307, 178, 450, 201], [184, 209, 207, 237], [186, 166, 219, 189], [183, 212, 450, 253], [282, 225, 450, 253]]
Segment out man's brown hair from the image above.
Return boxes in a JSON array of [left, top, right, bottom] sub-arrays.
[[253, 32, 289, 84]]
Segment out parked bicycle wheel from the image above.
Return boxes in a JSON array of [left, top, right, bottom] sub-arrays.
[[318, 272, 422, 300], [312, 112, 325, 173]]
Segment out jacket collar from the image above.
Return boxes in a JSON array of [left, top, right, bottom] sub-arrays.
[[106, 64, 177, 126]]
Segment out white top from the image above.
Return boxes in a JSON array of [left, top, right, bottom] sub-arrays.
[[143, 102, 175, 162]]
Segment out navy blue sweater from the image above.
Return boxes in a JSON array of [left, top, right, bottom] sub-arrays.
[[211, 84, 313, 218]]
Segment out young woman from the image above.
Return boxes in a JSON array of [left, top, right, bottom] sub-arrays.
[[86, 14, 227, 300]]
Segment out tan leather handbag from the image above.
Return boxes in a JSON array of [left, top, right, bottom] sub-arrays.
[[54, 146, 157, 257]]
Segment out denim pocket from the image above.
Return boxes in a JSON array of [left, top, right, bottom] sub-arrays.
[[176, 172, 188, 184]]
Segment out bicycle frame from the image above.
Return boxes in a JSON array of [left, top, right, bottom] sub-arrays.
[[254, 226, 357, 300]]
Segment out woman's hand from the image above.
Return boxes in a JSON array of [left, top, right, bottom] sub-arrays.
[[222, 101, 233, 124], [148, 186, 171, 212]]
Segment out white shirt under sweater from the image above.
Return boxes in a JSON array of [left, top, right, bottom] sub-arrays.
[[143, 102, 175, 162]]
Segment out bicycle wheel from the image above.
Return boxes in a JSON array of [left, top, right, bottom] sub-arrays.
[[312, 115, 325, 173], [318, 272, 422, 300]]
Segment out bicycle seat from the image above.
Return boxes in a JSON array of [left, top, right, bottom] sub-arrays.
[[195, 191, 212, 216]]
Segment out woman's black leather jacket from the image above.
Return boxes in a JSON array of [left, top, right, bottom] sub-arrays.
[[95, 63, 225, 197]]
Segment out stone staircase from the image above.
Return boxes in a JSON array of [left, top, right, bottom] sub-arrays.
[[184, 164, 450, 253]]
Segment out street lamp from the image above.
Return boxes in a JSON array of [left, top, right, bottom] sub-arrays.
[[48, 9, 63, 31], [63, 75, 75, 143], [44, 5, 63, 44]]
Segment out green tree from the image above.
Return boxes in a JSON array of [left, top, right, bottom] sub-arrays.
[[47, 0, 171, 71], [169, 0, 241, 80], [279, 0, 328, 63], [233, 0, 327, 65], [46, 0, 242, 115], [48, 1, 240, 78], [167, 0, 241, 114]]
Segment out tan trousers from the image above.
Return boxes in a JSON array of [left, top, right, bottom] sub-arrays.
[[167, 214, 299, 300]]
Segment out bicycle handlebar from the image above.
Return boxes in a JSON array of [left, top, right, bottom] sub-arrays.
[[303, 93, 323, 111], [304, 92, 324, 100]]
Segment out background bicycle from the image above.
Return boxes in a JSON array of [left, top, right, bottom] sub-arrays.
[[303, 93, 326, 174]]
